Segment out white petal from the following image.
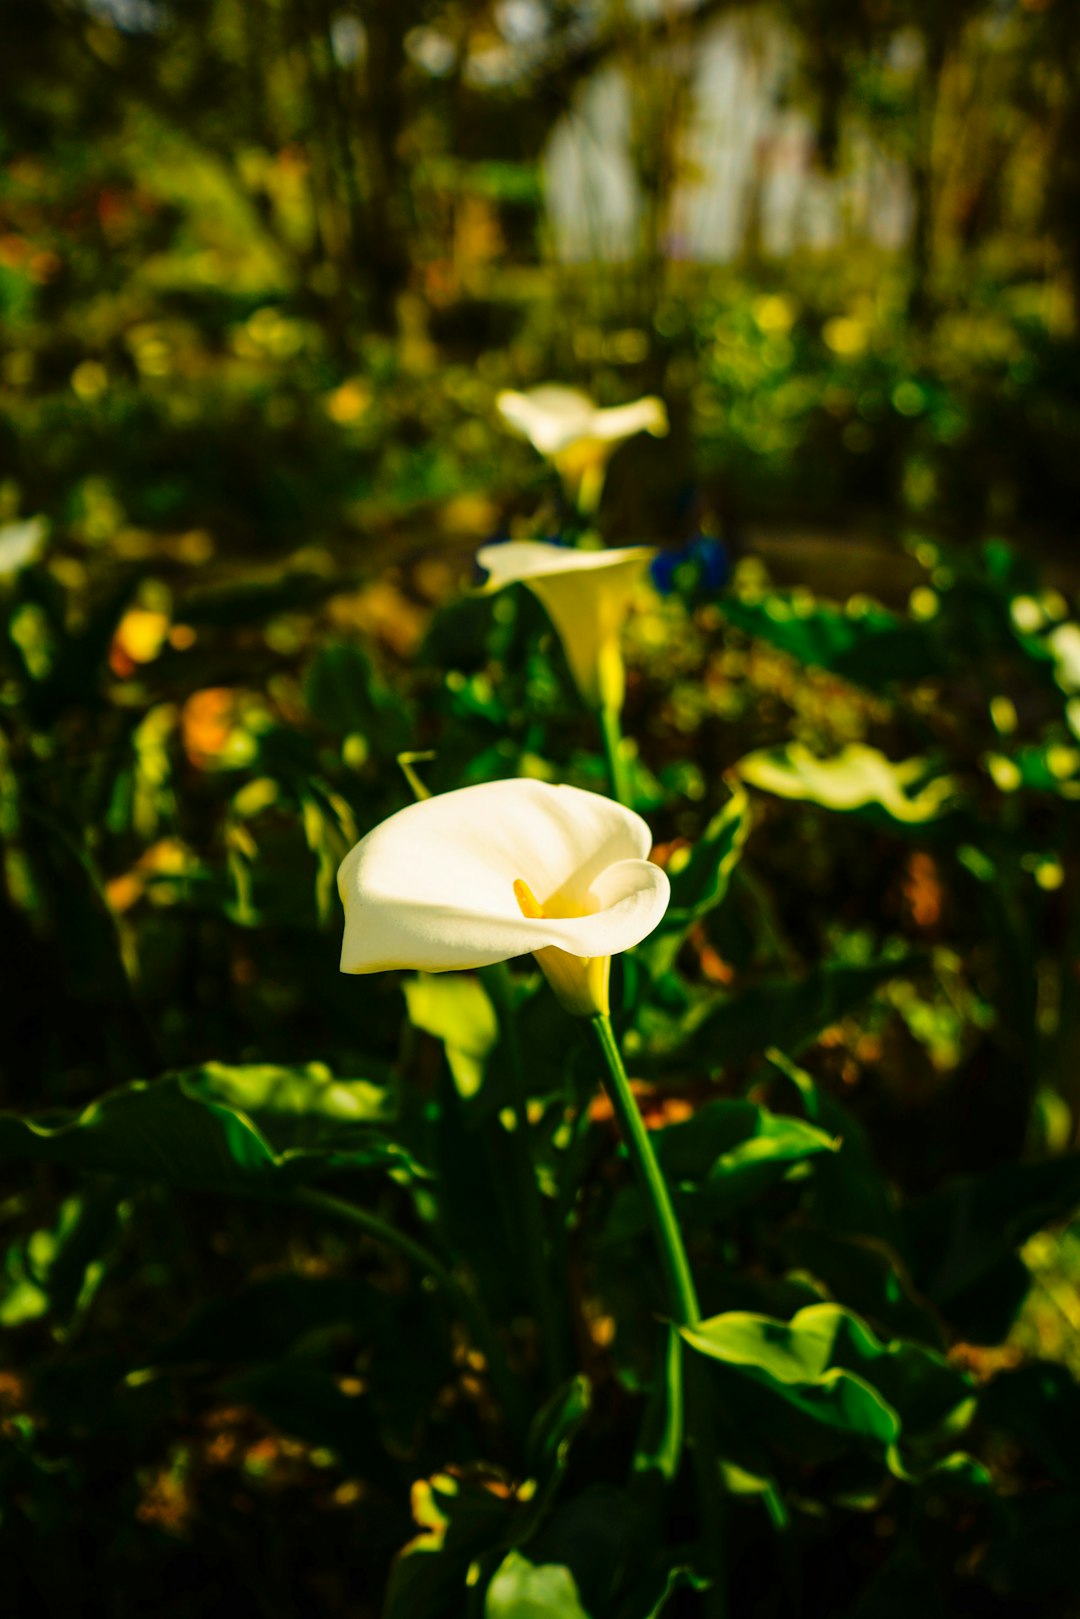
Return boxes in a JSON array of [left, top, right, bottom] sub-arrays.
[[0, 517, 48, 577], [338, 779, 669, 973], [588, 397, 669, 443], [477, 542, 656, 707], [496, 387, 595, 455], [476, 541, 655, 591], [496, 387, 668, 457]]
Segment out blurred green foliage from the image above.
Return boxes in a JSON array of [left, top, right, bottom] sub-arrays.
[[4, 1, 1080, 1616]]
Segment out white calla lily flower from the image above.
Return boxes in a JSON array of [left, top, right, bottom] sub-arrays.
[[338, 778, 670, 1017], [496, 386, 668, 512], [477, 540, 655, 712]]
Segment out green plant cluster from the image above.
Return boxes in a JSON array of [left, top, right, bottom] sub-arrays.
[[3, 466, 1080, 1617]]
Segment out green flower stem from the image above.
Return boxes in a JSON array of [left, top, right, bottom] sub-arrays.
[[590, 1014, 728, 1614], [598, 703, 634, 809], [589, 1014, 699, 1325], [293, 1185, 524, 1435], [480, 962, 569, 1390]]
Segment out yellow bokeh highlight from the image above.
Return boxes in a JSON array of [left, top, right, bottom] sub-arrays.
[[71, 360, 108, 400], [325, 378, 372, 425], [823, 317, 870, 356]]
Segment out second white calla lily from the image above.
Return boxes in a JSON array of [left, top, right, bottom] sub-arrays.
[[496, 386, 668, 513], [338, 778, 670, 1017], [477, 540, 655, 713]]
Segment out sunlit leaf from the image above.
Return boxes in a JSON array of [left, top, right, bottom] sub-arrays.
[[485, 1551, 591, 1619], [738, 743, 957, 825], [0, 1066, 420, 1192], [683, 1303, 972, 1454], [404, 973, 498, 1099]]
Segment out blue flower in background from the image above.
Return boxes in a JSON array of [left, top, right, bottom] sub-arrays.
[[650, 534, 730, 598]]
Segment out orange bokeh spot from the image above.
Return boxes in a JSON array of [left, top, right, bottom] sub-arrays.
[[182, 687, 237, 767]]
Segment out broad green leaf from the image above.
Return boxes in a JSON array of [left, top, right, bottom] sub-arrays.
[[765, 1049, 903, 1245], [779, 1227, 943, 1347], [666, 957, 920, 1072], [683, 1303, 972, 1451], [385, 1472, 519, 1619], [639, 786, 751, 976], [191, 1061, 398, 1147], [386, 1383, 591, 1619], [721, 593, 945, 690], [656, 1098, 836, 1183], [521, 1484, 637, 1617], [738, 743, 957, 825], [0, 1066, 419, 1193], [405, 973, 498, 1099], [905, 1153, 1080, 1341], [606, 1100, 836, 1242], [485, 1551, 591, 1619]]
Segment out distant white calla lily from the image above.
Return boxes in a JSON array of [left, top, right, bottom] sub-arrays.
[[0, 517, 48, 578], [338, 778, 670, 1017], [477, 540, 655, 713], [496, 386, 668, 512]]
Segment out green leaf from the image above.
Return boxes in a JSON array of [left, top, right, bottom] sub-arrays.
[[525, 1376, 592, 1489], [606, 1100, 837, 1241], [404, 973, 499, 1099], [738, 743, 957, 826], [657, 1098, 837, 1184], [0, 1066, 419, 1193], [905, 1153, 1080, 1341], [619, 1565, 709, 1619], [683, 1303, 972, 1453], [765, 1050, 904, 1248], [303, 641, 413, 754], [385, 1472, 519, 1619], [524, 1484, 643, 1617], [638, 786, 751, 976], [720, 593, 945, 690], [485, 1551, 591, 1619], [386, 1383, 591, 1619], [670, 957, 920, 1072], [778, 1227, 944, 1347]]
